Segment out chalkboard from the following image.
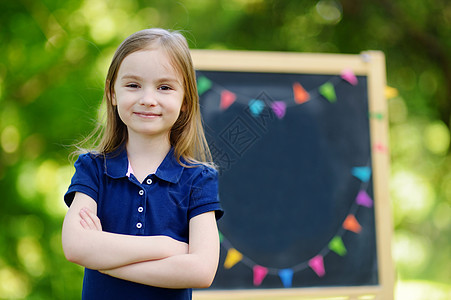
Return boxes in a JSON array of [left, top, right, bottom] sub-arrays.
[[191, 50, 394, 299]]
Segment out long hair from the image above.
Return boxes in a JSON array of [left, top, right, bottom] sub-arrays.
[[76, 28, 213, 167]]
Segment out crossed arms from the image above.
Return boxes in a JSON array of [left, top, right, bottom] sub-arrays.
[[61, 192, 220, 289]]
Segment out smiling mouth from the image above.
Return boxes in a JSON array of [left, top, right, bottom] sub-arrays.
[[134, 112, 162, 118]]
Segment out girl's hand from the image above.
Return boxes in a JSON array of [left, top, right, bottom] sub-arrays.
[[79, 207, 102, 231]]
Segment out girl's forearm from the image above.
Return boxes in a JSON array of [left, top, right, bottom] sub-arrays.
[[102, 212, 220, 289], [62, 194, 188, 270], [63, 221, 187, 270], [62, 209, 188, 270], [102, 253, 217, 289]]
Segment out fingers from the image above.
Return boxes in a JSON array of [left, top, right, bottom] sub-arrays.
[[79, 208, 103, 231]]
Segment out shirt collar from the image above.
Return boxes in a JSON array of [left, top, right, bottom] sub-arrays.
[[104, 146, 184, 184]]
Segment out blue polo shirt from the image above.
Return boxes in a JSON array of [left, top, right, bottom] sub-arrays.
[[64, 147, 223, 300]]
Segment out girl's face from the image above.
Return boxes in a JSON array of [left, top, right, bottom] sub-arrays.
[[113, 47, 184, 143]]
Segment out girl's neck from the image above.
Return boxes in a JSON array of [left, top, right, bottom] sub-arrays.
[[126, 133, 171, 182]]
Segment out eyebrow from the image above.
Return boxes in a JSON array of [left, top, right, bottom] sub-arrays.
[[119, 74, 181, 85], [119, 74, 143, 81]]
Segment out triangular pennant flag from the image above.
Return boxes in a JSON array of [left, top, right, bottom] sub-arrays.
[[293, 82, 310, 104], [220, 90, 236, 110], [351, 166, 371, 182], [253, 265, 268, 286], [278, 268, 293, 288], [341, 69, 358, 85], [385, 86, 398, 99], [370, 112, 384, 120], [197, 76, 212, 95], [249, 99, 265, 116], [356, 190, 373, 208], [343, 214, 362, 233], [224, 248, 242, 269], [328, 236, 347, 256], [374, 143, 387, 152], [309, 255, 325, 277], [319, 82, 337, 103], [271, 101, 286, 119]]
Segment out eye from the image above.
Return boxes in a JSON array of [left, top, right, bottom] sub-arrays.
[[126, 83, 140, 89], [158, 85, 172, 91]]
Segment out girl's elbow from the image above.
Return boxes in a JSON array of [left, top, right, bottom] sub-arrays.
[[197, 277, 214, 289], [62, 240, 82, 264], [62, 234, 87, 266], [193, 265, 217, 289]]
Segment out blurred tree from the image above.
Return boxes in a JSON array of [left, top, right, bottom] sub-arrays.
[[0, 0, 449, 298]]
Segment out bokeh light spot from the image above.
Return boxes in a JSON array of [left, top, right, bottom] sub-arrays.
[[1, 125, 20, 153], [0, 267, 30, 299], [315, 0, 342, 24], [391, 170, 435, 223], [423, 121, 450, 155], [393, 230, 430, 277], [17, 237, 45, 277]]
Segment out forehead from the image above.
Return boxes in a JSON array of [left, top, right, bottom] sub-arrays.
[[117, 48, 182, 80]]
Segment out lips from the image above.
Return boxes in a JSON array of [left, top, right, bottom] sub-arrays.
[[134, 112, 162, 118]]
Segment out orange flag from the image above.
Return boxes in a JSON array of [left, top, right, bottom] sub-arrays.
[[343, 214, 362, 233], [293, 82, 310, 104]]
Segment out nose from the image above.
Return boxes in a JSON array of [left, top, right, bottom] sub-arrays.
[[139, 88, 157, 106]]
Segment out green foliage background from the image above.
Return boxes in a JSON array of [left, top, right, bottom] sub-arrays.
[[0, 0, 449, 299]]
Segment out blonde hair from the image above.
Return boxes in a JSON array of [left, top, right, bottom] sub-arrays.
[[76, 28, 214, 167]]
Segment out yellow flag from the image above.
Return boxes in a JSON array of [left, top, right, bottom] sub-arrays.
[[224, 248, 243, 269], [385, 86, 398, 99]]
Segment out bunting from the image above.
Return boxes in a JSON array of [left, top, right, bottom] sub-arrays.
[[328, 236, 347, 256], [341, 69, 358, 85], [293, 82, 310, 104], [253, 265, 268, 286], [279, 269, 294, 288], [224, 248, 243, 269], [343, 214, 362, 233], [271, 101, 287, 119], [198, 69, 379, 288], [220, 90, 236, 110], [197, 76, 212, 95], [356, 190, 374, 208], [309, 255, 326, 277], [249, 99, 265, 116], [352, 166, 372, 182], [319, 82, 337, 103]]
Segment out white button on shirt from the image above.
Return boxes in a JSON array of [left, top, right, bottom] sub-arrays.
[[138, 206, 144, 213], [146, 178, 152, 185], [139, 190, 144, 196], [136, 223, 142, 229]]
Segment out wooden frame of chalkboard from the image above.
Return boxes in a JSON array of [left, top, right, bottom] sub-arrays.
[[191, 50, 394, 300]]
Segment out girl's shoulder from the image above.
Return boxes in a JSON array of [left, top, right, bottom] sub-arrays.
[[72, 151, 106, 173], [75, 151, 104, 163], [181, 161, 218, 183]]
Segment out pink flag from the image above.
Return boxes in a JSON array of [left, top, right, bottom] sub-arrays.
[[220, 90, 236, 110], [253, 265, 268, 286], [341, 69, 358, 85], [309, 255, 325, 277]]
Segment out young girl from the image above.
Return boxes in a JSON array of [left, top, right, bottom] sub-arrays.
[[62, 28, 223, 300]]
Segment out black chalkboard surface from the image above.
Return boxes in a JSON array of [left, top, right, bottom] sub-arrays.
[[192, 50, 394, 299]]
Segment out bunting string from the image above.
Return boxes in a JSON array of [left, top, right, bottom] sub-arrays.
[[197, 68, 383, 288]]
